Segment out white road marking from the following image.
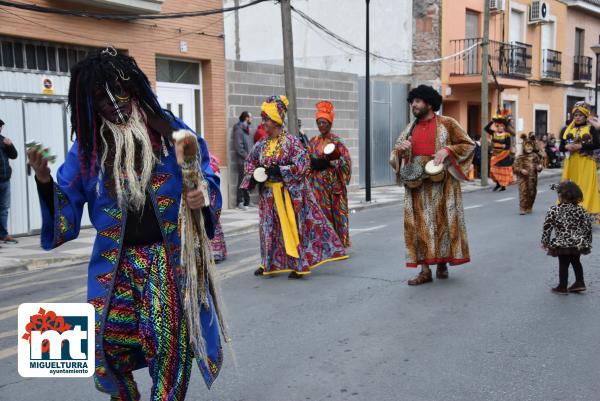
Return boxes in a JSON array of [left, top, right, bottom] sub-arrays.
[[217, 255, 262, 276], [225, 247, 261, 258], [0, 347, 17, 361], [0, 329, 16, 339], [537, 190, 547, 194], [0, 287, 86, 321], [464, 204, 483, 210], [350, 224, 387, 233], [494, 197, 515, 203]]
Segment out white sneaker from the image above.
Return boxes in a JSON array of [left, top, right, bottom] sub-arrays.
[[237, 203, 248, 211]]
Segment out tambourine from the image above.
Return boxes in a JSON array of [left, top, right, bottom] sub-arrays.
[[323, 143, 340, 160], [253, 166, 268, 183], [424, 159, 446, 183]]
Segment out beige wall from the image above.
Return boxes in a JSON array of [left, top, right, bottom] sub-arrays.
[[0, 0, 228, 166]]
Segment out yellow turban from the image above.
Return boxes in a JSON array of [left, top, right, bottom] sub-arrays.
[[261, 95, 289, 126], [563, 102, 592, 140], [572, 104, 590, 118]]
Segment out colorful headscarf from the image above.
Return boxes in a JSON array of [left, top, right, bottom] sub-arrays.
[[261, 95, 289, 126], [492, 106, 511, 125], [563, 102, 591, 140], [315, 101, 335, 124]]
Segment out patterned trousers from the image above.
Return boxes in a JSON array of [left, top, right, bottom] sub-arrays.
[[102, 242, 193, 401]]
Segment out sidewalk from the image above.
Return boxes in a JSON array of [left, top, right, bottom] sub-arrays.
[[0, 168, 564, 275]]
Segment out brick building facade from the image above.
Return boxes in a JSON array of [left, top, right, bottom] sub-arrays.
[[412, 0, 443, 86], [0, 0, 227, 234]]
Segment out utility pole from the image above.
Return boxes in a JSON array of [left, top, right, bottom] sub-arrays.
[[480, 0, 490, 186], [280, 0, 299, 137], [365, 0, 371, 202], [234, 0, 241, 60]]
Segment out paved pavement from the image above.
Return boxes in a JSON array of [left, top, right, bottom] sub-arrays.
[[0, 175, 598, 401], [0, 168, 564, 275]]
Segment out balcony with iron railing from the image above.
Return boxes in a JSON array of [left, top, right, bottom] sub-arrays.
[[573, 55, 593, 82], [541, 49, 562, 80], [450, 38, 532, 81]]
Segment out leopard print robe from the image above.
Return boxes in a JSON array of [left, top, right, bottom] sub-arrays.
[[390, 115, 475, 267]]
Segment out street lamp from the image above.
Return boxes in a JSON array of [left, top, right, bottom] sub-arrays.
[[365, 0, 371, 203], [591, 41, 600, 114]]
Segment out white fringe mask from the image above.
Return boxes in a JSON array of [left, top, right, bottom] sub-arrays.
[[99, 105, 157, 211]]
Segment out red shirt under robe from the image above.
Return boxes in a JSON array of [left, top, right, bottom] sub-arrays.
[[411, 116, 437, 156]]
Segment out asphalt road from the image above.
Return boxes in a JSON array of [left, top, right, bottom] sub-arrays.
[[1, 180, 599, 401]]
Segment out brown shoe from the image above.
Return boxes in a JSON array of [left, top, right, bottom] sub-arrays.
[[436, 264, 448, 279], [1, 235, 17, 244], [407, 270, 433, 286], [568, 281, 586, 293]]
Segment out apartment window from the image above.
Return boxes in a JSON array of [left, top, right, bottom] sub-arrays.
[[510, 9, 525, 44], [465, 10, 480, 39], [0, 36, 95, 73], [575, 29, 584, 57], [156, 58, 200, 85]]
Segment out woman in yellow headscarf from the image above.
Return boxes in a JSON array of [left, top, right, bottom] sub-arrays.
[[560, 102, 600, 214], [240, 96, 347, 279]]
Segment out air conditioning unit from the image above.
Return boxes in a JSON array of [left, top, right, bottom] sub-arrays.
[[529, 1, 550, 24], [490, 0, 504, 12]]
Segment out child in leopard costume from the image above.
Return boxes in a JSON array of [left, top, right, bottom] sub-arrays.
[[514, 133, 543, 215], [542, 180, 592, 294]]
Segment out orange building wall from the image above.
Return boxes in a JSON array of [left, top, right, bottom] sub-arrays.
[[440, 0, 590, 141], [0, 0, 227, 165]]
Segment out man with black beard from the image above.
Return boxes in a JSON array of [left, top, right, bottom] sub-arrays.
[[27, 49, 227, 400], [390, 85, 475, 286]]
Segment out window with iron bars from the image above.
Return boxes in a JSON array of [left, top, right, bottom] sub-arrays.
[[0, 36, 96, 74]]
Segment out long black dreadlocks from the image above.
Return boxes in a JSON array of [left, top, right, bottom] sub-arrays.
[[68, 48, 170, 175]]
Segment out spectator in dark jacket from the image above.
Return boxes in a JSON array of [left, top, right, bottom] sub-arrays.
[[233, 111, 254, 209], [0, 119, 18, 243]]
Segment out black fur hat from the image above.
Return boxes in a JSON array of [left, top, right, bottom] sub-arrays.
[[407, 85, 442, 112]]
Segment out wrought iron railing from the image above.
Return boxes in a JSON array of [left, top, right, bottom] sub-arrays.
[[573, 55, 592, 81], [450, 38, 532, 79], [541, 49, 562, 80]]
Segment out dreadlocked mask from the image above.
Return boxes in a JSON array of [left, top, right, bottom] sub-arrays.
[[68, 48, 171, 210]]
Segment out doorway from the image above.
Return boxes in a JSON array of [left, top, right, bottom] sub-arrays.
[[155, 58, 203, 135], [467, 104, 480, 139], [535, 109, 548, 138]]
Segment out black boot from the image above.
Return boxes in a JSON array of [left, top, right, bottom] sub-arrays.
[[288, 271, 303, 279], [493, 183, 501, 192], [499, 186, 506, 191]]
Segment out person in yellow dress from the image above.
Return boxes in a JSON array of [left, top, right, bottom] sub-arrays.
[[559, 102, 600, 215]]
